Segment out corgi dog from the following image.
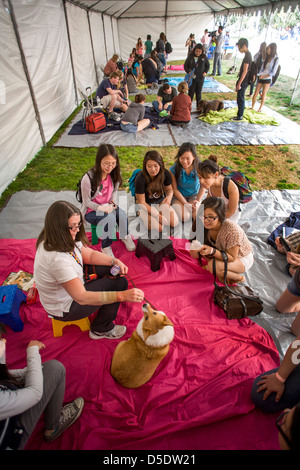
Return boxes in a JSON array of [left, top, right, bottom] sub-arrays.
[[111, 303, 174, 388]]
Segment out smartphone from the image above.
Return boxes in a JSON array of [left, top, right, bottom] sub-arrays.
[[279, 236, 291, 252]]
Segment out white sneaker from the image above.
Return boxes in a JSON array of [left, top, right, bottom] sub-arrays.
[[89, 325, 126, 340], [101, 246, 114, 257], [121, 235, 136, 252]]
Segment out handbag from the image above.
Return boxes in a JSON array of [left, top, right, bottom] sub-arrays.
[[86, 112, 106, 133], [213, 251, 263, 320]]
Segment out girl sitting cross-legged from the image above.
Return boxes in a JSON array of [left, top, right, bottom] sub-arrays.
[[135, 150, 179, 235], [80, 143, 136, 258], [170, 142, 205, 222], [190, 196, 254, 284]]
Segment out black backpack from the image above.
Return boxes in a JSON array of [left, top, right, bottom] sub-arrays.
[[248, 61, 257, 84], [76, 171, 96, 203], [165, 41, 173, 54], [272, 63, 281, 86]]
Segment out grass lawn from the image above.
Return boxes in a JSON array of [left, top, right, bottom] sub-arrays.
[[1, 56, 299, 208]]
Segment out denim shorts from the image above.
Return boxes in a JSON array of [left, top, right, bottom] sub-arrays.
[[120, 122, 137, 133], [287, 276, 300, 297]]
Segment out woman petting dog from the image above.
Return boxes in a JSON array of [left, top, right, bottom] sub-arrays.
[[170, 142, 205, 222], [33, 200, 144, 340], [197, 155, 240, 222], [135, 150, 179, 234], [190, 196, 254, 284], [80, 144, 136, 259]]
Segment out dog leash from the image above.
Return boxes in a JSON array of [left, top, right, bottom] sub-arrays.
[[84, 265, 157, 309]]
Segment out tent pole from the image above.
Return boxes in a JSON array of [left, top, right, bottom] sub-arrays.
[[7, 0, 46, 146], [102, 13, 108, 62], [233, 12, 244, 67], [87, 10, 99, 86], [290, 67, 300, 106], [62, 0, 79, 107]]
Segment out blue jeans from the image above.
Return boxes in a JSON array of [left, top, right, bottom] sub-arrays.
[[236, 80, 249, 118], [157, 52, 166, 67], [85, 206, 129, 248], [120, 122, 137, 133], [152, 101, 172, 113], [212, 52, 222, 75]]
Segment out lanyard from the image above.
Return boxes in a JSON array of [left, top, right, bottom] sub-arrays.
[[69, 250, 83, 268]]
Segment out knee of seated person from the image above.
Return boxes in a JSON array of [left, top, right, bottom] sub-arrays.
[[43, 359, 66, 378], [114, 275, 128, 291]]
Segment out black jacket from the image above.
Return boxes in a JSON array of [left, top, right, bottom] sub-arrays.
[[184, 53, 210, 79]]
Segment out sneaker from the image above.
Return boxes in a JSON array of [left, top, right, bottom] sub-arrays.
[[231, 116, 243, 121], [108, 112, 121, 122], [89, 325, 126, 340], [121, 235, 136, 252], [101, 246, 114, 257], [45, 397, 84, 442]]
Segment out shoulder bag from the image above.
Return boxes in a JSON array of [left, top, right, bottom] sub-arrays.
[[213, 251, 263, 319]]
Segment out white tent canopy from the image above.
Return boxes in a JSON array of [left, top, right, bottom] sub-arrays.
[[0, 0, 297, 197]]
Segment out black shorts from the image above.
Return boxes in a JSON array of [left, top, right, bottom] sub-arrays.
[[258, 78, 271, 85]]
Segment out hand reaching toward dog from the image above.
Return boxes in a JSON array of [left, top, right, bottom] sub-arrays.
[[117, 288, 144, 303]]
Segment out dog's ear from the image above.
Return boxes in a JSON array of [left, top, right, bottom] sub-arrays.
[[163, 316, 173, 327]]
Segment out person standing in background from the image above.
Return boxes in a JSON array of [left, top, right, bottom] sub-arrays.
[[210, 26, 224, 76], [232, 38, 252, 121], [201, 29, 210, 55]]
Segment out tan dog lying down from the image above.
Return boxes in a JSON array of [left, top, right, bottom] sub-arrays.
[[111, 304, 174, 388]]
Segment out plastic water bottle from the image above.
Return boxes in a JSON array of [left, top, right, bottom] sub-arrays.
[[110, 265, 121, 277]]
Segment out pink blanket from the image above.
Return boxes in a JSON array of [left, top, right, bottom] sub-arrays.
[[167, 64, 184, 70], [0, 238, 280, 450]]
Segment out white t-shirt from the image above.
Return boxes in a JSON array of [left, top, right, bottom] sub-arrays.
[[34, 241, 84, 317]]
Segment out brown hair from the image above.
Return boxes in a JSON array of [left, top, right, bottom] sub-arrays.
[[143, 150, 166, 198], [135, 94, 146, 104], [36, 201, 89, 252], [198, 154, 219, 178], [109, 71, 120, 79], [178, 81, 188, 93]]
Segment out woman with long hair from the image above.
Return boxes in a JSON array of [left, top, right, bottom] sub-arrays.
[[170, 142, 205, 222], [251, 42, 279, 112], [34, 200, 144, 340], [135, 150, 179, 234], [197, 155, 240, 222], [190, 196, 254, 284], [184, 43, 210, 106], [248, 41, 266, 96], [81, 143, 135, 258]]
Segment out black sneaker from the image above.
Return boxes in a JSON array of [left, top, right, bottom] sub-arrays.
[[231, 116, 243, 121], [45, 398, 84, 442]]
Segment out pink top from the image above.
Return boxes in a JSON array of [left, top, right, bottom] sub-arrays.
[[86, 175, 113, 214]]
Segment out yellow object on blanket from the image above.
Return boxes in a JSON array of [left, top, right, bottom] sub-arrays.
[[198, 107, 279, 126]]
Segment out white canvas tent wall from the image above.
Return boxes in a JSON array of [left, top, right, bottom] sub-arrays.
[[0, 0, 297, 198]]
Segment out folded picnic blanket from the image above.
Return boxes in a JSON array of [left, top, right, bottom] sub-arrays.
[[199, 107, 279, 126]]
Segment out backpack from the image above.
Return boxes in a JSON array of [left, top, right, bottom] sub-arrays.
[[76, 170, 96, 203], [128, 169, 142, 197], [165, 42, 173, 54], [271, 64, 280, 86], [248, 61, 257, 84], [221, 167, 253, 207]]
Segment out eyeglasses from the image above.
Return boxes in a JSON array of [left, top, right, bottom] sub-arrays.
[[102, 162, 116, 168], [69, 222, 82, 231], [200, 215, 218, 222], [276, 410, 293, 449]]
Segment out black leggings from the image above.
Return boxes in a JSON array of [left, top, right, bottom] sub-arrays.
[[62, 264, 128, 333]]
